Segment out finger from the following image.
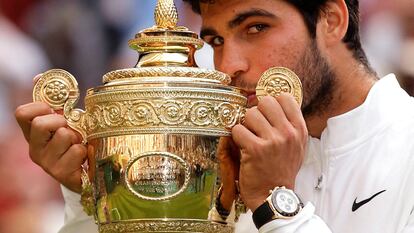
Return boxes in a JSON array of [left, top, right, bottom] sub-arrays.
[[30, 114, 68, 148], [217, 137, 240, 179], [276, 93, 306, 130], [243, 107, 273, 138], [257, 96, 290, 129], [217, 137, 240, 161], [54, 144, 88, 193], [232, 124, 259, 151], [41, 127, 79, 167], [15, 102, 55, 142]]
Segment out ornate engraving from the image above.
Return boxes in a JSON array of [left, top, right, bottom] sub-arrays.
[[33, 0, 248, 229], [190, 101, 214, 126], [256, 67, 303, 106], [158, 100, 187, 125], [86, 105, 103, 131], [218, 103, 238, 129], [43, 79, 69, 105], [125, 152, 191, 201], [130, 36, 204, 50], [83, 94, 246, 140], [33, 69, 77, 110], [33, 69, 88, 142], [103, 103, 125, 127], [103, 67, 230, 85], [128, 101, 160, 126], [99, 220, 233, 233], [154, 0, 178, 29], [265, 78, 291, 96]]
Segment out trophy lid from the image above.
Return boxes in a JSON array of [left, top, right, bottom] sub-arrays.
[[32, 0, 246, 142], [103, 0, 230, 85]]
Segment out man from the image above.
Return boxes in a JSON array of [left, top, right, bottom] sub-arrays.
[[15, 0, 414, 233]]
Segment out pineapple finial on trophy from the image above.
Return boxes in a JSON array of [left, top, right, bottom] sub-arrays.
[[128, 0, 204, 67], [155, 0, 178, 29]]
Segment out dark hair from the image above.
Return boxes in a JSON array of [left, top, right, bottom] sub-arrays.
[[183, 0, 373, 72]]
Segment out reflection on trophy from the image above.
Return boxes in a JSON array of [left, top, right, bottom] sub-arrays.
[[32, 0, 302, 232], [33, 0, 245, 232]]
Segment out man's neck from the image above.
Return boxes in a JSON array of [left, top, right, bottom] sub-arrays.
[[305, 64, 377, 139]]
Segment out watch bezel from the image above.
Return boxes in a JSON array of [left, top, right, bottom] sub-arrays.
[[253, 186, 303, 229], [269, 187, 302, 217]]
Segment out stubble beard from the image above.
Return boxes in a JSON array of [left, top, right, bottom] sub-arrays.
[[294, 39, 336, 120], [228, 39, 336, 117]]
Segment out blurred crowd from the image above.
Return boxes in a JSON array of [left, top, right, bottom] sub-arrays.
[[0, 0, 412, 232]]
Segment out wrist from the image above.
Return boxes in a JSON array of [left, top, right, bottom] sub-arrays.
[[252, 186, 303, 229], [215, 185, 233, 220], [248, 195, 268, 212], [220, 187, 236, 210]]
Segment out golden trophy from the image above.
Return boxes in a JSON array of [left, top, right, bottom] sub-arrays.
[[32, 0, 302, 232]]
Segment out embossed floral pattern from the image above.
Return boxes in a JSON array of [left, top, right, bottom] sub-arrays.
[[265, 77, 291, 97], [44, 80, 69, 103], [99, 220, 233, 233]]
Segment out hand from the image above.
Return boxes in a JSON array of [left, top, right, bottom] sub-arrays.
[[216, 137, 240, 211], [15, 75, 87, 193], [232, 94, 308, 212]]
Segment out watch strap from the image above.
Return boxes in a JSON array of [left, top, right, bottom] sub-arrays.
[[252, 201, 274, 229], [215, 185, 230, 220]]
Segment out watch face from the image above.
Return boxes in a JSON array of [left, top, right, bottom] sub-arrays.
[[271, 189, 300, 216]]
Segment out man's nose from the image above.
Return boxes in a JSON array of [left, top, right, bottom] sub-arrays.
[[215, 43, 248, 79]]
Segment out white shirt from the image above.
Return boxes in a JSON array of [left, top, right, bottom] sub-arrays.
[[60, 74, 414, 233]]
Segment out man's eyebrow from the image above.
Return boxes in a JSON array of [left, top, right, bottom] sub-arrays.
[[200, 27, 219, 40], [199, 9, 276, 40], [228, 8, 276, 28]]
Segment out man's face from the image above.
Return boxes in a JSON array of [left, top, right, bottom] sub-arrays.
[[199, 0, 335, 116]]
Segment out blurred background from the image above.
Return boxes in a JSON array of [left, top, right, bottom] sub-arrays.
[[0, 0, 412, 232]]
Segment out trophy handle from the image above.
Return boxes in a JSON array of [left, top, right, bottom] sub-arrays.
[[33, 69, 94, 216], [33, 69, 87, 144], [80, 166, 96, 216]]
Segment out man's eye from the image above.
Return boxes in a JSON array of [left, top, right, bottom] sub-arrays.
[[209, 36, 224, 47], [247, 24, 268, 34]]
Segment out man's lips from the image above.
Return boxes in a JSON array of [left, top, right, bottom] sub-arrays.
[[238, 88, 258, 106]]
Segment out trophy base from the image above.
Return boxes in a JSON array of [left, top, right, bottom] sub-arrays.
[[99, 219, 234, 233]]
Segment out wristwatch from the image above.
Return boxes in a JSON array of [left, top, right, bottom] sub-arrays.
[[252, 186, 303, 229]]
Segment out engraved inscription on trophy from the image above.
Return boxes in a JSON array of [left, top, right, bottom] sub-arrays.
[[125, 152, 191, 201], [32, 0, 251, 231]]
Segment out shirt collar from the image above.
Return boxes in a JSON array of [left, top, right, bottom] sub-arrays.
[[316, 74, 407, 154]]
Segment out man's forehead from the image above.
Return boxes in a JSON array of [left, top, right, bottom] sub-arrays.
[[199, 0, 279, 33], [200, 0, 252, 14], [199, 0, 279, 20]]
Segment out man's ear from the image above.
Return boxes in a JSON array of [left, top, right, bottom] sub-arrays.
[[318, 0, 349, 47]]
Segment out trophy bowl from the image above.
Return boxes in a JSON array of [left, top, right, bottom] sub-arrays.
[[33, 0, 246, 232], [32, 0, 304, 232]]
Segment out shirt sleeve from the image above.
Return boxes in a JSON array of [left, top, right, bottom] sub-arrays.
[[208, 202, 236, 224], [58, 185, 97, 233], [258, 203, 332, 233], [401, 211, 414, 233], [401, 161, 414, 233]]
